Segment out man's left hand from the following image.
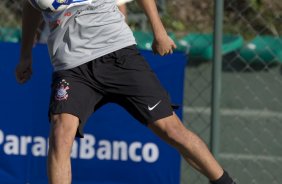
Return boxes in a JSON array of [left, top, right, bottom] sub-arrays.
[[152, 34, 177, 56]]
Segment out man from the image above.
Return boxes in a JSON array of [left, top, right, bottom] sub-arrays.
[[16, 0, 236, 184]]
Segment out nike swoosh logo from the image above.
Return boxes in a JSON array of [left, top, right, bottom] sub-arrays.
[[148, 100, 162, 111]]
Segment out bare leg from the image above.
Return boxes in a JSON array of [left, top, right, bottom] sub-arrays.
[[48, 113, 79, 184], [148, 112, 223, 181]]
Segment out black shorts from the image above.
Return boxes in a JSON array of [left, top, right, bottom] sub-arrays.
[[49, 45, 174, 137]]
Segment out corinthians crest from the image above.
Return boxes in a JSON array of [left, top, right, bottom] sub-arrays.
[[55, 79, 70, 101]]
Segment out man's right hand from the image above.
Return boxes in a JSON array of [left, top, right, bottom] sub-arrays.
[[15, 56, 32, 84]]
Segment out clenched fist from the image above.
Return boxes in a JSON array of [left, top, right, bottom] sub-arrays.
[[15, 56, 32, 84]]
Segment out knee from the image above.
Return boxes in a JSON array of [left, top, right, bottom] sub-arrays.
[[165, 121, 186, 146], [49, 114, 79, 153], [151, 115, 188, 147]]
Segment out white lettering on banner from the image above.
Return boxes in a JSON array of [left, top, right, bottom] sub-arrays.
[[113, 141, 127, 161], [0, 129, 159, 163], [0, 130, 3, 145], [4, 135, 19, 155], [79, 134, 95, 159], [129, 142, 142, 162], [143, 143, 159, 163], [32, 137, 47, 156], [20, 136, 32, 155], [97, 140, 111, 160]]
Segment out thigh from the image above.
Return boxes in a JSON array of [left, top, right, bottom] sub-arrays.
[[49, 113, 80, 144], [101, 45, 174, 124], [49, 68, 104, 138], [116, 93, 173, 125]]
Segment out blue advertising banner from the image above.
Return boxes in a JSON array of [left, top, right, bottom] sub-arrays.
[[0, 42, 186, 184]]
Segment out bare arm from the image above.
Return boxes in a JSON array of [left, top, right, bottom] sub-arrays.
[[137, 0, 176, 55], [21, 0, 42, 58], [16, 0, 42, 84]]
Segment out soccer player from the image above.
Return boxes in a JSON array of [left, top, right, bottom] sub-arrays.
[[15, 0, 236, 184]]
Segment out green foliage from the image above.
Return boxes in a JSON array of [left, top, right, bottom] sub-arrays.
[[161, 14, 186, 32], [223, 0, 282, 39], [250, 0, 262, 10], [162, 0, 282, 38]]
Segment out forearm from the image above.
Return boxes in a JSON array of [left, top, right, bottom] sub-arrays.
[[21, 0, 42, 58], [137, 0, 167, 39]]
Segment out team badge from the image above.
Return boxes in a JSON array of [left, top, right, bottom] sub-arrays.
[[55, 79, 70, 101]]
